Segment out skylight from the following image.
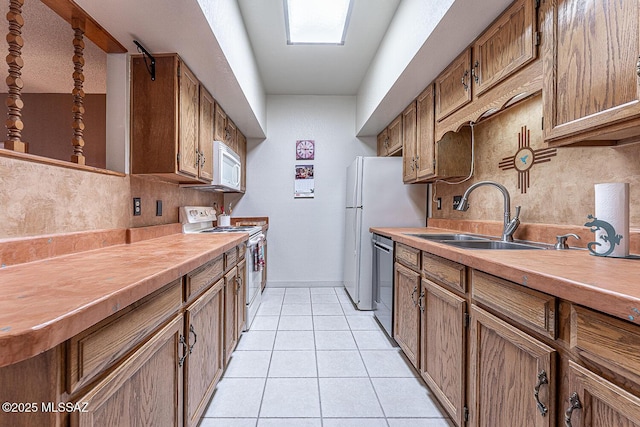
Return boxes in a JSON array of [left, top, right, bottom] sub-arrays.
[[284, 0, 353, 45]]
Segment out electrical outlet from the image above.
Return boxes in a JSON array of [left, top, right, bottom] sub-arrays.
[[453, 195, 462, 210], [436, 197, 442, 210], [133, 198, 141, 216], [156, 200, 162, 216]]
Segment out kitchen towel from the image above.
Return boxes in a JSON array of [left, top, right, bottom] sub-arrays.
[[594, 182, 629, 257]]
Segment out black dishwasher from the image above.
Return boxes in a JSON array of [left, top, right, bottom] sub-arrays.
[[372, 234, 394, 340]]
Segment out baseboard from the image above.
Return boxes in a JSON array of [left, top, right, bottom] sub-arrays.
[[265, 281, 343, 288]]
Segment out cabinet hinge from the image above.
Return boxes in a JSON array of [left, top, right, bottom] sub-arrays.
[[464, 406, 469, 422], [535, 31, 541, 46], [464, 312, 471, 328], [177, 153, 180, 164]]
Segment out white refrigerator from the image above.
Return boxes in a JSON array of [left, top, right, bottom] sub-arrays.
[[343, 156, 427, 310]]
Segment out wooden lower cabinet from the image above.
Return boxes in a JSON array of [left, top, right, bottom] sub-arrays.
[[236, 258, 247, 335], [420, 278, 466, 426], [224, 266, 239, 365], [468, 305, 556, 427], [393, 262, 421, 368], [184, 278, 225, 427], [71, 315, 184, 427], [562, 360, 640, 427]]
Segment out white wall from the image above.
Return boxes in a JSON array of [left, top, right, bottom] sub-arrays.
[[226, 96, 375, 287]]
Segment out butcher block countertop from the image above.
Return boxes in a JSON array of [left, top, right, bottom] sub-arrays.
[[372, 227, 640, 327], [0, 232, 248, 368]]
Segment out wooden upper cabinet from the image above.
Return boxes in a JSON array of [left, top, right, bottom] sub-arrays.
[[468, 305, 556, 427], [416, 85, 436, 180], [377, 127, 389, 156], [472, 0, 537, 97], [214, 103, 227, 142], [198, 86, 215, 182], [435, 48, 472, 121], [225, 119, 237, 152], [386, 115, 403, 154], [131, 54, 209, 183], [542, 0, 640, 145], [237, 131, 247, 193], [402, 101, 417, 183], [178, 63, 200, 178]]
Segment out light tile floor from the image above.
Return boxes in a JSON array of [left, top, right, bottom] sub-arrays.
[[200, 287, 453, 427]]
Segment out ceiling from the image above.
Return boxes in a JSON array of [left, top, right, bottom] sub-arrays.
[[237, 0, 401, 96]]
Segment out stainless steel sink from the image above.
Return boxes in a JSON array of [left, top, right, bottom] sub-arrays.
[[407, 233, 487, 241], [441, 240, 544, 250]]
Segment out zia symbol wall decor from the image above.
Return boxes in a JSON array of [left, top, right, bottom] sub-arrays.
[[498, 126, 557, 194]]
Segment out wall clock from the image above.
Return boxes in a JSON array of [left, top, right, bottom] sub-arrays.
[[296, 140, 315, 160]]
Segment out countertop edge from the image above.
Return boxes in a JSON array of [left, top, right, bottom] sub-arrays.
[[372, 227, 640, 326]]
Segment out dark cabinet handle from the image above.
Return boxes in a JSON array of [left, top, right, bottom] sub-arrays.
[[411, 285, 418, 306], [564, 392, 582, 427], [178, 334, 188, 367], [534, 370, 549, 416], [418, 291, 425, 313], [472, 60, 480, 84], [188, 324, 198, 354], [461, 70, 469, 91]]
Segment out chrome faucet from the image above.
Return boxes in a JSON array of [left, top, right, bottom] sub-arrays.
[[455, 181, 521, 242]]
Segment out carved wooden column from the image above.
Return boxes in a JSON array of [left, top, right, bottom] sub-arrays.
[[71, 19, 86, 165], [4, 0, 26, 152]]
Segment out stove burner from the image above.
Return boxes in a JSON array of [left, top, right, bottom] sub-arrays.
[[200, 226, 260, 233]]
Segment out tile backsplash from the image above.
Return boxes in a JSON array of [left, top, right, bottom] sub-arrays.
[[432, 95, 640, 229]]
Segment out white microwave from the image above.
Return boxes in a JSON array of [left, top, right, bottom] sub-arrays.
[[180, 141, 241, 192], [211, 141, 241, 192]]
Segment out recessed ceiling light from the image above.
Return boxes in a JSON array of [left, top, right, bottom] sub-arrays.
[[284, 0, 353, 45]]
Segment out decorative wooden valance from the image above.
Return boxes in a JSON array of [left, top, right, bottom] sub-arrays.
[[2, 0, 126, 164]]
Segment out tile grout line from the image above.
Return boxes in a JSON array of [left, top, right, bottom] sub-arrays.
[[254, 293, 281, 423]]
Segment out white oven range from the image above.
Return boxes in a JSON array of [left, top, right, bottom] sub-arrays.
[[180, 206, 263, 330]]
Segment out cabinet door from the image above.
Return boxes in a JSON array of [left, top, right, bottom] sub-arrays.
[[468, 305, 555, 427], [237, 131, 247, 192], [472, 0, 537, 97], [420, 279, 466, 427], [236, 258, 246, 334], [72, 315, 184, 427], [393, 262, 421, 368], [377, 128, 389, 156], [436, 48, 472, 121], [386, 115, 403, 154], [178, 62, 200, 178], [563, 360, 640, 427], [214, 103, 227, 142], [198, 86, 214, 181], [542, 0, 640, 144], [184, 279, 224, 427], [416, 85, 435, 180], [402, 101, 417, 183], [224, 266, 238, 365], [225, 119, 237, 152]]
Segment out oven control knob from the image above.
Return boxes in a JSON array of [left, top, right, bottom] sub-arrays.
[[189, 209, 198, 217]]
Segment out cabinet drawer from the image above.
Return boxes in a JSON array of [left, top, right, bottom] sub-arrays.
[[238, 242, 246, 260], [572, 305, 640, 382], [395, 243, 420, 270], [224, 247, 238, 271], [422, 252, 466, 293], [471, 270, 556, 339], [66, 279, 183, 395], [186, 255, 224, 299]]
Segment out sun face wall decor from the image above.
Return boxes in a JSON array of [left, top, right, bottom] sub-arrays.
[[296, 139, 315, 160], [499, 126, 557, 194]]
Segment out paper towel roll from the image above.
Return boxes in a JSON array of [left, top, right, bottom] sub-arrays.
[[594, 183, 629, 257]]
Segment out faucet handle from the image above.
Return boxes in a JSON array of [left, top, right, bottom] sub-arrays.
[[555, 233, 580, 250], [513, 205, 521, 219]]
